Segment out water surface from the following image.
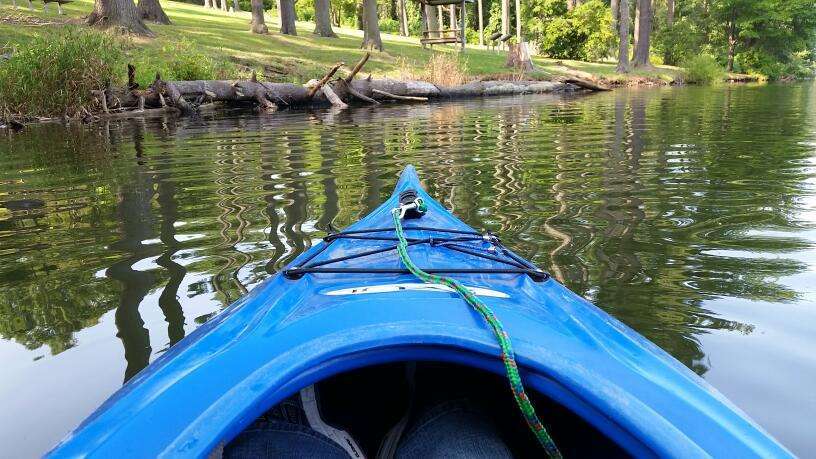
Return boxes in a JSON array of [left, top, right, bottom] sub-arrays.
[[1, 84, 815, 457]]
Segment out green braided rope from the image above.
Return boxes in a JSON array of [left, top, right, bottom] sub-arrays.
[[391, 205, 562, 458]]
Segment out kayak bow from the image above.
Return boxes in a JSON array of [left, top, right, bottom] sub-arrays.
[[48, 165, 792, 458]]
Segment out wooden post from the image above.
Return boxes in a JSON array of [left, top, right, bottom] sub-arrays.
[[449, 4, 455, 31], [477, 0, 484, 46], [437, 5, 444, 34]]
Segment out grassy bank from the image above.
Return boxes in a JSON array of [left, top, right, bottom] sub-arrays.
[[1, 0, 682, 89]]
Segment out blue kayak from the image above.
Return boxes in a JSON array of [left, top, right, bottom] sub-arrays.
[[49, 165, 791, 458]]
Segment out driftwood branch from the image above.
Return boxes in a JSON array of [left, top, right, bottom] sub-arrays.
[[562, 76, 610, 91], [337, 79, 379, 104], [322, 85, 348, 109], [372, 89, 428, 101]]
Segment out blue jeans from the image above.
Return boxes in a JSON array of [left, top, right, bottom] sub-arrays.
[[225, 400, 513, 458]]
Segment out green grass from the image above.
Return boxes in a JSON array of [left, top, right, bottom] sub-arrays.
[[0, 0, 682, 86]]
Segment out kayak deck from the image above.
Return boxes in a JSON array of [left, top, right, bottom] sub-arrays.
[[47, 165, 792, 458]]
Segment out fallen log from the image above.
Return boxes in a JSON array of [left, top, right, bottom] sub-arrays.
[[6, 58, 596, 127], [561, 76, 610, 91]]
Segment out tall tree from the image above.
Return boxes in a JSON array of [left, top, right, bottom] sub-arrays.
[[616, 0, 630, 72], [666, 0, 674, 26], [397, 0, 408, 36], [87, 0, 153, 36], [361, 0, 383, 50], [501, 0, 509, 38], [477, 0, 484, 45], [314, 0, 337, 36], [204, 0, 212, 8], [633, 0, 652, 67], [726, 7, 736, 71], [218, 0, 227, 11], [611, 0, 619, 32], [279, 0, 297, 34], [232, 0, 240, 11], [250, 0, 268, 33], [137, 0, 171, 24]]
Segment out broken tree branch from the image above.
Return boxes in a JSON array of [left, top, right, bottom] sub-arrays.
[[345, 52, 371, 83], [307, 62, 344, 98]]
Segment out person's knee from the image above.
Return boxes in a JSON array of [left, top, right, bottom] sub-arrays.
[[396, 401, 513, 459]]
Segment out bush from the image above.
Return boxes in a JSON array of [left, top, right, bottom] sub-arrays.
[[654, 19, 703, 66], [735, 49, 814, 80], [132, 40, 222, 87], [378, 18, 400, 34], [681, 54, 725, 84], [0, 28, 124, 118], [531, 0, 614, 61]]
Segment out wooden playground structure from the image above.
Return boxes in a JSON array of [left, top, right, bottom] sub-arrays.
[[416, 0, 523, 54]]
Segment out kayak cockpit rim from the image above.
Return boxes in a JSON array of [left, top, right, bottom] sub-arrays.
[[204, 345, 657, 459]]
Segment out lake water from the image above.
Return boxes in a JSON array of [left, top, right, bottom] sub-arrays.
[[1, 84, 815, 457]]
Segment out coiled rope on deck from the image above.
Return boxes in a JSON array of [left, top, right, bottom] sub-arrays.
[[391, 200, 562, 458]]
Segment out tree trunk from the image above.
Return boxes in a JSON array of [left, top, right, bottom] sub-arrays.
[[397, 0, 408, 36], [204, 0, 212, 8], [356, 1, 363, 29], [514, 0, 521, 42], [137, 0, 171, 24], [232, 0, 240, 12], [279, 0, 297, 35], [314, 0, 336, 36], [632, 0, 651, 67], [87, 0, 154, 36], [501, 0, 509, 38], [218, 0, 227, 11], [726, 14, 736, 72], [616, 0, 629, 72], [666, 0, 673, 26], [361, 0, 382, 50], [633, 0, 638, 50], [250, 0, 267, 33], [610, 0, 618, 32], [477, 0, 484, 45], [424, 4, 438, 38]]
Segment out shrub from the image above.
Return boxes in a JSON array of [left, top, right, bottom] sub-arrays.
[[681, 54, 725, 85], [132, 40, 221, 87], [532, 0, 614, 61], [654, 19, 703, 66], [378, 18, 400, 34], [0, 28, 124, 118]]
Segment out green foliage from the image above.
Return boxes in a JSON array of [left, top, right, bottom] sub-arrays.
[[663, 0, 816, 79], [132, 40, 225, 87], [681, 54, 725, 85], [378, 18, 400, 34], [294, 0, 314, 22], [0, 28, 123, 118], [654, 19, 704, 66], [527, 0, 614, 61]]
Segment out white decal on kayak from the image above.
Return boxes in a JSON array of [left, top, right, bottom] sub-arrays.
[[323, 283, 509, 298]]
